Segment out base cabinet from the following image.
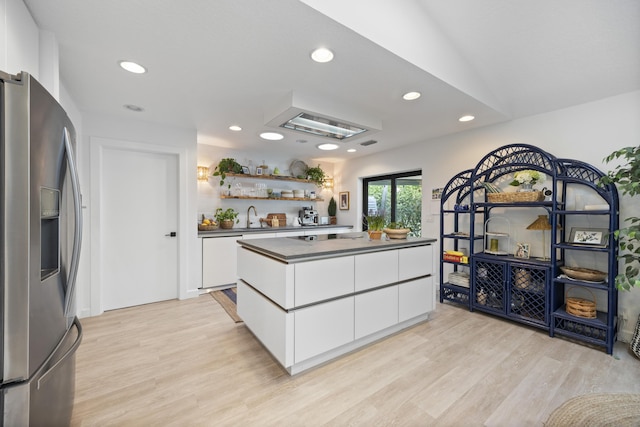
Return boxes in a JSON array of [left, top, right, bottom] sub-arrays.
[[295, 297, 354, 363], [473, 255, 550, 328], [237, 242, 434, 374]]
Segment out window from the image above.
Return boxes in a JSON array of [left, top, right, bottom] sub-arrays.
[[363, 171, 422, 237]]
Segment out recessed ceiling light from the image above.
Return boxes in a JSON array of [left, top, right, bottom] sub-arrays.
[[402, 91, 421, 101], [119, 60, 147, 74], [124, 104, 144, 112], [260, 132, 284, 141], [459, 115, 475, 122], [311, 47, 334, 63], [229, 125, 242, 131], [347, 148, 357, 153], [317, 143, 339, 151]]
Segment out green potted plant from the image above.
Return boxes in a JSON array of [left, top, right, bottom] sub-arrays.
[[366, 215, 385, 239], [214, 207, 239, 229], [212, 158, 243, 187], [383, 221, 411, 240], [328, 196, 337, 224], [305, 164, 326, 188], [600, 144, 640, 358]]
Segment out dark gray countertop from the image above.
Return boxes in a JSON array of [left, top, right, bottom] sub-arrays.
[[237, 232, 436, 263], [198, 224, 352, 238]]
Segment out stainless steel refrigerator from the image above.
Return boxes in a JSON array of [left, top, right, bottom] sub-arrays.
[[1, 71, 83, 425]]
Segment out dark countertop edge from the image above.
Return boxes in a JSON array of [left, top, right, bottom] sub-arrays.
[[198, 224, 352, 237], [238, 237, 437, 264]]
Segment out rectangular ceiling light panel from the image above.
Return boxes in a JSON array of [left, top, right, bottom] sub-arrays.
[[281, 113, 367, 140]]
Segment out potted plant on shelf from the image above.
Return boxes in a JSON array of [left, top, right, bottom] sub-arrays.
[[212, 158, 243, 187], [305, 164, 326, 188], [214, 207, 239, 229], [600, 145, 640, 358], [383, 221, 411, 240], [366, 215, 385, 240], [328, 196, 337, 225], [509, 169, 545, 192]]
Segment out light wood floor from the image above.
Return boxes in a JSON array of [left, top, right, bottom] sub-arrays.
[[71, 294, 640, 426]]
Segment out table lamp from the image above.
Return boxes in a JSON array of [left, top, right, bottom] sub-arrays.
[[526, 215, 554, 261]]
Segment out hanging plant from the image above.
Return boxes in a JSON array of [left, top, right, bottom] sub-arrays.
[[212, 158, 243, 187], [305, 164, 326, 188]]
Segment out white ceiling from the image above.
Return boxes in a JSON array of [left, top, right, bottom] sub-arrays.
[[23, 0, 640, 162]]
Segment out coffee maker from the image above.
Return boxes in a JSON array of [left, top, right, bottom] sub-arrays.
[[298, 206, 318, 226]]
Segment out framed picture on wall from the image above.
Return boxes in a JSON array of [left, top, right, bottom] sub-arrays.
[[339, 191, 349, 210]]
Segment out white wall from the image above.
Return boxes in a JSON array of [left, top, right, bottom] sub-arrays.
[[0, 0, 39, 77], [336, 90, 640, 342]]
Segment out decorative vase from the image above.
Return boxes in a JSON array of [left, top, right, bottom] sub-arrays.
[[368, 230, 383, 240], [220, 219, 235, 229], [329, 216, 337, 225], [518, 182, 534, 192]]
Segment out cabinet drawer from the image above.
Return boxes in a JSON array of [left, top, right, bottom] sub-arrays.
[[399, 244, 433, 280], [399, 277, 433, 322], [294, 257, 354, 306], [355, 250, 398, 291], [294, 297, 354, 363], [355, 286, 398, 339]]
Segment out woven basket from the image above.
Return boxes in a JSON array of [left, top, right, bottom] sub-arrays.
[[487, 191, 544, 203], [565, 286, 597, 319], [198, 224, 219, 231]]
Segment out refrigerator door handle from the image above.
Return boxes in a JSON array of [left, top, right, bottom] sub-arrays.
[[36, 317, 83, 390], [63, 127, 83, 317]]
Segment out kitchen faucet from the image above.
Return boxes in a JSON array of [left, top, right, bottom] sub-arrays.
[[247, 205, 257, 228]]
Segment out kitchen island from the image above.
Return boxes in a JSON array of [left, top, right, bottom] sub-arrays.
[[236, 232, 436, 375]]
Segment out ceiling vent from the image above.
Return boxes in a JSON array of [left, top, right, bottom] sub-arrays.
[[265, 92, 381, 141], [360, 140, 378, 146]]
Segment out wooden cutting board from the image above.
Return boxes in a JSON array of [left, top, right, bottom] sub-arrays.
[[262, 213, 286, 227]]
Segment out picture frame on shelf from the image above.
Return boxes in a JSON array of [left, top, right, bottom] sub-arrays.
[[256, 167, 263, 176], [241, 166, 250, 174], [568, 227, 609, 247], [339, 191, 350, 210], [514, 242, 530, 259]]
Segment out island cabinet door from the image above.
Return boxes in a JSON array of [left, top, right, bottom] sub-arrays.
[[294, 257, 354, 306], [237, 247, 295, 309], [355, 286, 399, 339], [399, 277, 434, 322], [294, 297, 354, 363], [354, 250, 399, 291], [398, 244, 433, 281], [202, 237, 240, 288]]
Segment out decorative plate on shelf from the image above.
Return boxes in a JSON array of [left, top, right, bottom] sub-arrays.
[[560, 266, 606, 282], [290, 160, 308, 179]]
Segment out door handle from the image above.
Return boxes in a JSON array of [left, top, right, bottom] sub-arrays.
[[165, 232, 177, 237]]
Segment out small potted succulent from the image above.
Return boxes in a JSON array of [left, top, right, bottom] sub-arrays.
[[328, 196, 337, 225], [214, 207, 239, 229], [366, 215, 385, 240]]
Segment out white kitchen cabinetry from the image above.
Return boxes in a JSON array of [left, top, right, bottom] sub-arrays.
[[354, 250, 398, 291], [200, 226, 351, 289], [294, 257, 354, 306], [399, 277, 434, 322], [237, 239, 435, 374], [294, 297, 354, 363], [355, 286, 399, 339], [202, 236, 238, 288]]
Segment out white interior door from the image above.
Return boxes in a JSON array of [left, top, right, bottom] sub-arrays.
[[101, 147, 178, 310]]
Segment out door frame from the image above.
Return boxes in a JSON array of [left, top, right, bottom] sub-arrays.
[[89, 137, 189, 315]]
